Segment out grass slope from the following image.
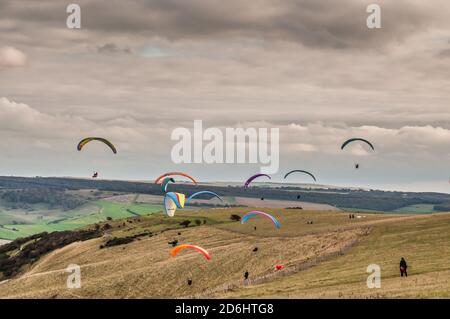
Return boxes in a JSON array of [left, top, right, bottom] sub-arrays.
[[220, 213, 450, 298], [0, 209, 449, 298]]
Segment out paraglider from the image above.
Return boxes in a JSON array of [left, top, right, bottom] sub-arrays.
[[185, 191, 222, 204], [342, 138, 373, 169], [92, 172, 98, 178], [341, 138, 374, 151], [275, 265, 285, 270], [77, 137, 117, 154], [244, 174, 271, 188], [284, 170, 316, 182], [161, 177, 175, 192], [241, 211, 281, 229], [170, 244, 211, 260], [163, 192, 185, 217], [155, 172, 197, 185]]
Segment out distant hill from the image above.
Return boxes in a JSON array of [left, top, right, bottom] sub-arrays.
[[0, 176, 449, 212]]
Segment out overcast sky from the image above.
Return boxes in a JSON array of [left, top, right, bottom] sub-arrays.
[[1, 0, 450, 192]]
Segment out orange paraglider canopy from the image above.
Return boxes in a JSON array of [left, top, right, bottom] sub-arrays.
[[170, 244, 211, 260], [155, 172, 197, 185]]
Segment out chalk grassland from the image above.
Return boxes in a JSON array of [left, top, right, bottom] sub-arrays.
[[1, 208, 448, 298], [228, 197, 339, 211], [220, 212, 450, 298]]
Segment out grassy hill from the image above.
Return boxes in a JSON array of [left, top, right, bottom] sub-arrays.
[[1, 208, 449, 298], [0, 195, 162, 240]]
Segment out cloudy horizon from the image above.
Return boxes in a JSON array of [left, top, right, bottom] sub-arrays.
[[1, 0, 450, 193]]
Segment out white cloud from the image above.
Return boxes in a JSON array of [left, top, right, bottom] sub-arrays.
[[289, 143, 318, 153], [0, 47, 27, 68]]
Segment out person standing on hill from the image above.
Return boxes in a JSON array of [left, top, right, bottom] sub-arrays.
[[400, 257, 408, 277]]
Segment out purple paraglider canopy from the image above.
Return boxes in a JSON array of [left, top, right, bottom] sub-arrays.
[[244, 174, 271, 188]]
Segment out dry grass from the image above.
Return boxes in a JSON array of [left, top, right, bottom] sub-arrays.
[[219, 213, 450, 298], [232, 197, 339, 210], [1, 209, 448, 299]]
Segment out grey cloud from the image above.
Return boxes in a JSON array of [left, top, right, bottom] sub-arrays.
[[1, 0, 449, 50], [97, 43, 132, 54], [1, 1, 450, 191], [437, 48, 450, 58]]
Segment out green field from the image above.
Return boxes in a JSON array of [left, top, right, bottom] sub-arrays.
[[0, 199, 162, 240], [341, 204, 437, 215], [393, 204, 435, 214]]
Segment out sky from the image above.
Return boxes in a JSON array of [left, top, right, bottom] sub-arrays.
[[1, 0, 450, 193]]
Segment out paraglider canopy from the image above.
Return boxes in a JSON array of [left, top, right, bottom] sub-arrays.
[[241, 211, 281, 229], [170, 244, 211, 260], [155, 172, 197, 185], [161, 177, 175, 192], [77, 137, 117, 154], [185, 191, 223, 204], [341, 138, 374, 151], [284, 170, 316, 182], [244, 174, 271, 188], [164, 192, 185, 217]]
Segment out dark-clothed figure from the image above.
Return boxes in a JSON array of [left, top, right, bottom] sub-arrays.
[[187, 279, 192, 286], [168, 239, 178, 247], [244, 271, 249, 280], [400, 257, 408, 277]]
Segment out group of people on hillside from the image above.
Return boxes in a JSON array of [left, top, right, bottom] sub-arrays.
[[185, 254, 409, 286]]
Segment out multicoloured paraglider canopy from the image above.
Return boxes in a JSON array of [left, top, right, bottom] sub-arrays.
[[241, 211, 281, 229], [77, 137, 117, 154], [163, 192, 185, 217], [170, 244, 211, 260], [244, 174, 271, 188], [284, 170, 316, 182], [186, 191, 222, 205], [155, 172, 197, 185], [341, 138, 374, 151]]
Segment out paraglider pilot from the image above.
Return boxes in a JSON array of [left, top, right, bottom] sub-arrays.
[[400, 257, 408, 277]]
